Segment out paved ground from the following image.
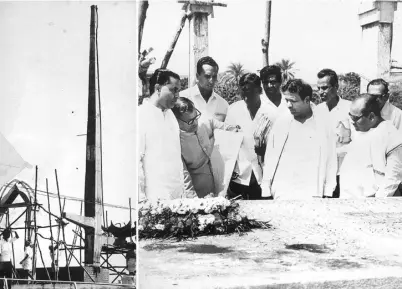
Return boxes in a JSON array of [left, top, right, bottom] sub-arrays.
[[139, 198, 402, 288]]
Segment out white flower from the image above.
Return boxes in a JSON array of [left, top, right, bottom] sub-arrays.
[[205, 214, 215, 225], [177, 207, 188, 215], [156, 206, 164, 215], [138, 225, 144, 231], [155, 224, 165, 231]]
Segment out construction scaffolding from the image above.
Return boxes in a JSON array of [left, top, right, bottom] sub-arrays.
[[0, 168, 136, 287]]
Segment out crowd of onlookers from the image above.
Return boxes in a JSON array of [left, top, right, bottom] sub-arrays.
[[138, 56, 402, 202]]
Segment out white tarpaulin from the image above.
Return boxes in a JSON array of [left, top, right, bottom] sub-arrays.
[[210, 130, 244, 196], [0, 132, 30, 188]]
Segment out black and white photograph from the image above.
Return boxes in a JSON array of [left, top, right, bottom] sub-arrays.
[[0, 1, 136, 287], [137, 0, 402, 288]]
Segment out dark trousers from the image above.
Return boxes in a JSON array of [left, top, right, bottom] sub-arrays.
[[0, 261, 13, 288], [333, 175, 340, 198], [228, 172, 262, 200]]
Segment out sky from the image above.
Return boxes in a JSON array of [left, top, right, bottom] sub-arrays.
[[141, 0, 402, 84], [0, 1, 137, 221]]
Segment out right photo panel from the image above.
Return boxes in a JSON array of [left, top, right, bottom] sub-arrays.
[[137, 0, 402, 288]]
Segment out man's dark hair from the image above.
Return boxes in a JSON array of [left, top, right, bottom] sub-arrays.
[[149, 68, 180, 95], [317, 68, 339, 87], [239, 73, 261, 88], [367, 78, 389, 94], [172, 97, 195, 118], [281, 79, 312, 101], [358, 93, 382, 117], [2, 229, 11, 241], [196, 56, 219, 75], [260, 65, 282, 83]]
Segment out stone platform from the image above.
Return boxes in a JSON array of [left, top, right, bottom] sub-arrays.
[[139, 198, 402, 288]]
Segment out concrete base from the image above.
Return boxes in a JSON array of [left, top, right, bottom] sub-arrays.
[[139, 198, 402, 288]]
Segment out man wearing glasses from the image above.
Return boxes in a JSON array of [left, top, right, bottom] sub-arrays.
[[316, 69, 353, 198], [138, 69, 184, 202], [172, 97, 240, 198], [340, 93, 402, 198], [180, 56, 229, 122], [259, 65, 288, 114], [367, 78, 402, 131]]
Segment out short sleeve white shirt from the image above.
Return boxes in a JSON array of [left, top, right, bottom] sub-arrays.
[[180, 85, 229, 122]]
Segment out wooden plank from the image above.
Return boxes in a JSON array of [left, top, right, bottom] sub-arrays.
[[0, 202, 31, 209], [64, 213, 95, 228], [139, 198, 402, 288]]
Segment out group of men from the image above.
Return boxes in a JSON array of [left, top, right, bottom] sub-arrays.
[[138, 56, 402, 202]]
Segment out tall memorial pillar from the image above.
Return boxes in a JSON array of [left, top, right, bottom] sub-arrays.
[[358, 0, 399, 91]]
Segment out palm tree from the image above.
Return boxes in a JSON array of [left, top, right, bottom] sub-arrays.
[[275, 59, 296, 82], [219, 62, 246, 86]]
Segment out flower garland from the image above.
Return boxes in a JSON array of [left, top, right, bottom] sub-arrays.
[[138, 197, 271, 240]]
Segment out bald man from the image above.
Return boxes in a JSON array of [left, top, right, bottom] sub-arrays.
[[367, 78, 402, 131], [340, 93, 402, 198]]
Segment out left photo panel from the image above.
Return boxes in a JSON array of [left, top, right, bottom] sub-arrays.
[[0, 2, 136, 288]]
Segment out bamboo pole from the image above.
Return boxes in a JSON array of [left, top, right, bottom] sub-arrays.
[[45, 179, 55, 279], [262, 0, 272, 67], [54, 198, 65, 280], [32, 166, 39, 279], [138, 1, 149, 54], [61, 242, 95, 283], [129, 198, 133, 242], [37, 240, 51, 281], [160, 5, 188, 69], [79, 201, 83, 265], [2, 209, 27, 233], [55, 170, 71, 281], [5, 213, 17, 280], [67, 201, 83, 266], [111, 267, 127, 284]]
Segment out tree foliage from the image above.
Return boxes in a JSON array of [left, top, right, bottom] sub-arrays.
[[338, 72, 361, 101], [220, 62, 247, 86], [274, 59, 296, 83], [389, 82, 402, 110]]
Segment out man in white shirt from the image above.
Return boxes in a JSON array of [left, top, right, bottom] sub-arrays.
[[226, 73, 277, 199], [138, 69, 185, 202], [340, 93, 402, 198], [0, 229, 19, 281], [316, 69, 352, 198], [367, 78, 402, 131], [261, 79, 337, 200], [180, 56, 229, 122], [20, 240, 33, 280], [259, 65, 288, 114]]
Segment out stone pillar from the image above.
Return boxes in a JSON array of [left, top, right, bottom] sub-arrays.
[[188, 4, 212, 86], [358, 0, 398, 92]]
